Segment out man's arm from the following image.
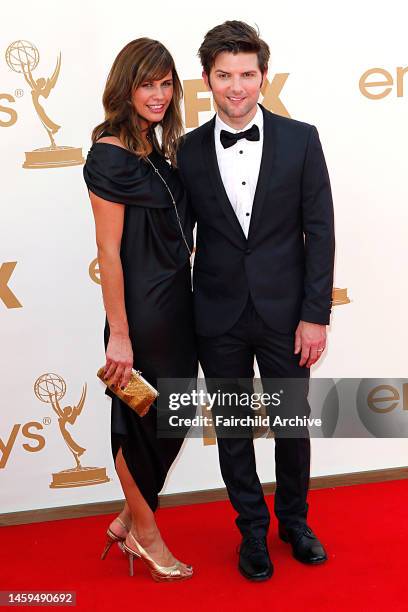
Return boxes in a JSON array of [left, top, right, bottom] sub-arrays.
[[296, 126, 335, 367]]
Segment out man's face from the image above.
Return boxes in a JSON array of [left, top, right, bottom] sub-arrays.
[[203, 51, 266, 127]]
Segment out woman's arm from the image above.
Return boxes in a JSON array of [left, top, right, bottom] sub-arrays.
[[89, 190, 133, 389]]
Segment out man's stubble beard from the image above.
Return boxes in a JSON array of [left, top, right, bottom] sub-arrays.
[[216, 98, 258, 122]]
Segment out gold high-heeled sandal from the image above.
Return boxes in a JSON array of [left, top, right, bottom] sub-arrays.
[[101, 517, 131, 560], [123, 532, 193, 582]]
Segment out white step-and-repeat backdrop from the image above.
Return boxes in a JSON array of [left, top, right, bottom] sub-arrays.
[[1, 1, 407, 513]]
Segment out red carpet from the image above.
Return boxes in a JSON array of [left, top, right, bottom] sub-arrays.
[[1, 480, 408, 611]]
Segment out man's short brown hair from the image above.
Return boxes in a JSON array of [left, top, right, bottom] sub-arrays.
[[198, 21, 270, 76]]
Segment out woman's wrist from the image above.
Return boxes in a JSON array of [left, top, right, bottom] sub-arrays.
[[108, 323, 129, 337]]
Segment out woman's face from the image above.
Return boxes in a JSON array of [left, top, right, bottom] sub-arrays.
[[132, 70, 174, 126]]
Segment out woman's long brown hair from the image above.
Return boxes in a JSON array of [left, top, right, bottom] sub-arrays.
[[92, 38, 183, 166]]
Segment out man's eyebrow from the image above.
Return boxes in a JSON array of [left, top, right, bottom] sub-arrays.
[[215, 69, 230, 74]]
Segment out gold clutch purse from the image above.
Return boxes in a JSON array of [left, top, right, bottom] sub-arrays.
[[97, 367, 158, 417]]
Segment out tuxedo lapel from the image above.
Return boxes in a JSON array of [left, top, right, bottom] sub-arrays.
[[202, 119, 247, 244], [247, 106, 275, 243]]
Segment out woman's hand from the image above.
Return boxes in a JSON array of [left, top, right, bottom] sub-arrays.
[[104, 333, 133, 389]]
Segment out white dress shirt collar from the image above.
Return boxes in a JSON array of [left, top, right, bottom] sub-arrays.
[[215, 104, 264, 137], [213, 105, 264, 239]]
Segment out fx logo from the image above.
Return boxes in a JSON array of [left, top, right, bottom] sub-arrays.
[[0, 262, 22, 308], [183, 73, 290, 128]]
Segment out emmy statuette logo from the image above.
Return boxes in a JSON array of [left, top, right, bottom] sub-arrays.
[[5, 40, 84, 169], [34, 373, 109, 488]]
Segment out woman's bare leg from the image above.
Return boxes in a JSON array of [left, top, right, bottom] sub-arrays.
[[114, 447, 192, 572], [109, 500, 131, 539]]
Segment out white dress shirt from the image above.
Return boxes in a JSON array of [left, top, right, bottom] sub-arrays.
[[214, 105, 264, 238]]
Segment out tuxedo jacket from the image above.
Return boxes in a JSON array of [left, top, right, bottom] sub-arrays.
[[177, 105, 335, 337]]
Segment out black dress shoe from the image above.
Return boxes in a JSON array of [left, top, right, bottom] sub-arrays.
[[238, 537, 274, 581], [279, 523, 328, 564]]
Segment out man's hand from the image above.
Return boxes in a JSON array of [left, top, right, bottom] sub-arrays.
[[294, 321, 327, 368]]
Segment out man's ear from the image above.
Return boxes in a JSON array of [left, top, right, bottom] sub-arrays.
[[202, 70, 211, 91]]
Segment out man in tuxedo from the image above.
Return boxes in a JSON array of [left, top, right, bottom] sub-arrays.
[[177, 20, 335, 581]]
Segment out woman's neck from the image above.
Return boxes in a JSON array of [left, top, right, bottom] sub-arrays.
[[140, 123, 153, 153]]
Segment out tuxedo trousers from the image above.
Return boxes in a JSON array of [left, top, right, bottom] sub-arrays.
[[198, 296, 311, 538]]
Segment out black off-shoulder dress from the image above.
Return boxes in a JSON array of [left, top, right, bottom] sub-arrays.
[[83, 140, 197, 511]]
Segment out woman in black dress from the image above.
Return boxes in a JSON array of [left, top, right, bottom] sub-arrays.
[[83, 39, 197, 581]]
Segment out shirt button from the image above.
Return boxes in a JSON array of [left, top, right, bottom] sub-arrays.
[[239, 150, 243, 154], [242, 181, 246, 185], [246, 213, 250, 217]]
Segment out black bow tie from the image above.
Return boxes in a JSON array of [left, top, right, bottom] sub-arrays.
[[220, 124, 260, 149]]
